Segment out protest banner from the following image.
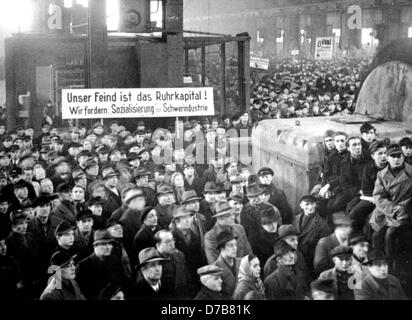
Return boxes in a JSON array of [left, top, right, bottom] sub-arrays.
[[314, 37, 333, 60], [61, 87, 214, 119], [250, 56, 270, 70]]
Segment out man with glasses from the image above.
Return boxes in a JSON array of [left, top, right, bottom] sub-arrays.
[[155, 229, 192, 299], [40, 251, 85, 300]]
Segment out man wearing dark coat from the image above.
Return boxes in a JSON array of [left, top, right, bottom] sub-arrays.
[[51, 183, 77, 224], [172, 206, 206, 289], [127, 247, 168, 300], [294, 195, 330, 273], [183, 163, 204, 196], [194, 265, 224, 300], [0, 228, 20, 300], [6, 210, 41, 299], [73, 210, 95, 262], [264, 239, 308, 300], [153, 184, 176, 229], [155, 229, 193, 299], [257, 167, 294, 224], [76, 230, 127, 300], [119, 188, 146, 267], [102, 166, 122, 209], [27, 194, 61, 284]]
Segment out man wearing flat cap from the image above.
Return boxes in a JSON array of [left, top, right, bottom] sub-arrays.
[[349, 233, 369, 271], [314, 212, 352, 277], [241, 184, 264, 240], [295, 195, 330, 274], [318, 245, 355, 300], [194, 265, 224, 300], [213, 230, 241, 299], [204, 201, 252, 264], [76, 229, 127, 300], [6, 210, 41, 299], [354, 249, 406, 300], [370, 144, 412, 268], [264, 239, 308, 300], [127, 247, 168, 300], [257, 167, 293, 224], [73, 210, 95, 261], [40, 251, 85, 300]]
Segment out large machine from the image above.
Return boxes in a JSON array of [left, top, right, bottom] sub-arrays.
[[252, 38, 412, 212], [5, 0, 251, 131]]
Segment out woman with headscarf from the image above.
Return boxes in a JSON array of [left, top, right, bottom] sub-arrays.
[[233, 254, 266, 300]]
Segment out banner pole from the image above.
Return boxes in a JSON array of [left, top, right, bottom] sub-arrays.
[[176, 116, 179, 139]]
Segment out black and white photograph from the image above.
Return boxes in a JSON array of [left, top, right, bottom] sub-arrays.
[[0, 0, 412, 309]]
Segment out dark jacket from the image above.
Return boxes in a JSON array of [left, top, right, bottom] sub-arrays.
[[339, 153, 367, 199], [73, 229, 94, 262], [133, 224, 159, 258], [51, 200, 77, 225], [194, 285, 224, 300], [119, 208, 142, 266], [154, 204, 175, 230], [264, 264, 308, 300], [0, 255, 19, 300], [214, 255, 241, 300], [76, 253, 127, 300], [184, 176, 204, 197], [173, 228, 207, 287], [361, 160, 382, 196], [313, 233, 340, 277], [249, 229, 278, 270], [295, 211, 331, 271], [354, 268, 407, 300], [160, 249, 193, 299], [260, 184, 294, 224], [27, 215, 62, 277], [199, 200, 216, 232], [240, 204, 262, 241], [128, 275, 168, 300], [321, 149, 348, 191]]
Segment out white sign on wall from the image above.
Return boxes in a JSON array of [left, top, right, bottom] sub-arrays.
[[315, 37, 333, 60], [61, 87, 214, 119], [250, 56, 270, 70]]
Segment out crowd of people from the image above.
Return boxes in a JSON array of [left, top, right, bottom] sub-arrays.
[[248, 58, 370, 122], [1, 110, 412, 301]]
